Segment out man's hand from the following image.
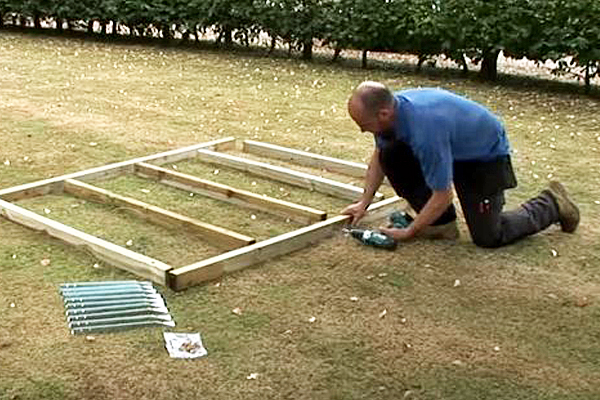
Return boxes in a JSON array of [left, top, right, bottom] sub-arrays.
[[379, 226, 415, 241], [341, 201, 369, 225]]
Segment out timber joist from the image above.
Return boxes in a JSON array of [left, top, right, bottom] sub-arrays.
[[0, 138, 400, 290]]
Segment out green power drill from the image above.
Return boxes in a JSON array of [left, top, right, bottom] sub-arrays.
[[344, 210, 414, 250]]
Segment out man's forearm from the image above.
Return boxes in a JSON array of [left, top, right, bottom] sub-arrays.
[[408, 189, 453, 235], [360, 150, 385, 207]]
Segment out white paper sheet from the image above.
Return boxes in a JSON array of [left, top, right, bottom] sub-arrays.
[[163, 332, 207, 359]]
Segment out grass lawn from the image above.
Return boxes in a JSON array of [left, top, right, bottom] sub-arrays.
[[1, 31, 600, 400]]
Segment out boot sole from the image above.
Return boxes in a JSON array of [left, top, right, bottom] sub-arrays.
[[549, 181, 580, 233]]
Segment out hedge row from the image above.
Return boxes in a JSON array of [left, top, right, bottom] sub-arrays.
[[1, 0, 598, 91]]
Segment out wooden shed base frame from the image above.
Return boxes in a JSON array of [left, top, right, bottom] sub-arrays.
[[0, 137, 400, 290]]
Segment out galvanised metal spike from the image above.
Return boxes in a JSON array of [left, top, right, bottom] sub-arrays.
[[71, 320, 175, 335], [65, 297, 165, 309], [67, 307, 170, 321], [61, 287, 156, 297], [60, 282, 153, 292], [61, 281, 152, 288], [69, 314, 173, 328], [63, 292, 160, 303], [66, 300, 166, 315]]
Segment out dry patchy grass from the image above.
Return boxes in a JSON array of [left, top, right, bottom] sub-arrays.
[[1, 31, 600, 400]]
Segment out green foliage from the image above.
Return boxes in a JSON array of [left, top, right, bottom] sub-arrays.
[[0, 0, 598, 88]]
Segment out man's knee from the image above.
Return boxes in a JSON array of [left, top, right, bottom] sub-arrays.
[[472, 234, 503, 248]]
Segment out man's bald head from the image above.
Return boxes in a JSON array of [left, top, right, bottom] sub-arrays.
[[347, 81, 395, 134], [350, 81, 394, 117]]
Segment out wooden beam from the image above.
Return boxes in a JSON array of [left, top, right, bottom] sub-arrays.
[[0, 137, 236, 202], [134, 162, 327, 224], [195, 149, 383, 202], [168, 196, 401, 290], [0, 198, 172, 285], [242, 140, 369, 178], [63, 179, 254, 250], [242, 140, 393, 186]]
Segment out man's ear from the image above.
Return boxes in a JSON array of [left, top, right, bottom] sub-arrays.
[[377, 106, 393, 122]]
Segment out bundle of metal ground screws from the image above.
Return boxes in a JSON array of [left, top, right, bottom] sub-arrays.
[[60, 280, 175, 335]]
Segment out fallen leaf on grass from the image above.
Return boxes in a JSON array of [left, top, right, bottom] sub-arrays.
[[308, 316, 316, 323], [551, 249, 558, 257], [379, 309, 387, 319], [576, 297, 589, 308], [453, 279, 461, 287], [126, 239, 133, 246], [40, 258, 51, 266], [232, 307, 242, 316], [246, 373, 258, 380]]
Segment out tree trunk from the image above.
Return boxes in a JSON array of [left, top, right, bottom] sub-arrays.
[[87, 20, 95, 34], [362, 50, 368, 69], [223, 27, 233, 47], [34, 15, 41, 29], [56, 18, 63, 32], [584, 62, 591, 94], [301, 38, 313, 60], [112, 21, 119, 36], [0, 13, 3, 28], [480, 48, 500, 81], [460, 53, 469, 75], [268, 36, 276, 55], [416, 54, 426, 72], [332, 46, 341, 62]]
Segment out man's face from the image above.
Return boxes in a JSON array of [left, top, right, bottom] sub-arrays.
[[347, 98, 394, 135]]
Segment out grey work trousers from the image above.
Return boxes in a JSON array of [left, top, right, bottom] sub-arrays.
[[378, 138, 560, 248]]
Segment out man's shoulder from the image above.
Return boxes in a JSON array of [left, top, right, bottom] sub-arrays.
[[395, 87, 453, 100]]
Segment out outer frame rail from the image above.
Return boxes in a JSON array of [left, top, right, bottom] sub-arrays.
[[0, 198, 171, 285], [0, 137, 236, 202], [168, 196, 401, 290]]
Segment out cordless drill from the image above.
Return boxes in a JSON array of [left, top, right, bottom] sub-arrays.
[[344, 210, 413, 250]]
